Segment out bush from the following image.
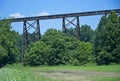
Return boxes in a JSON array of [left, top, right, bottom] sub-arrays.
[[24, 41, 50, 66], [69, 42, 93, 65], [0, 45, 7, 67], [24, 29, 93, 66], [96, 49, 112, 65]]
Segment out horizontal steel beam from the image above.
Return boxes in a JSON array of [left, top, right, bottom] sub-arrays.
[[11, 9, 120, 22]]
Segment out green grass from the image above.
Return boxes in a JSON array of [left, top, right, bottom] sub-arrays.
[[0, 64, 120, 81], [27, 64, 120, 72], [0, 67, 63, 81], [93, 77, 120, 81]]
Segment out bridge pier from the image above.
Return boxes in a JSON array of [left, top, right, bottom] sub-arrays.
[[76, 16, 80, 40], [21, 20, 41, 63], [21, 21, 27, 63], [62, 16, 80, 40], [36, 20, 41, 41], [62, 17, 66, 34]]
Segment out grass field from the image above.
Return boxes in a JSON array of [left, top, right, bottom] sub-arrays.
[[0, 64, 120, 81]]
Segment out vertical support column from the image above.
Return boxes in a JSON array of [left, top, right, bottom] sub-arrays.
[[36, 19, 41, 41], [75, 16, 80, 40], [22, 21, 27, 63], [25, 22, 28, 47], [62, 17, 66, 34]]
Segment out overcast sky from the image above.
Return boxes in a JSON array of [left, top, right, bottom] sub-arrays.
[[1, 0, 120, 34]]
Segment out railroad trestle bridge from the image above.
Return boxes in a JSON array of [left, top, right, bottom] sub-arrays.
[[10, 9, 120, 62]]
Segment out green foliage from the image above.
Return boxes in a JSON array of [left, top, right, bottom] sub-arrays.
[[76, 42, 93, 64], [65, 27, 76, 37], [112, 48, 120, 63], [64, 36, 80, 65], [42, 29, 66, 65], [80, 24, 94, 42], [24, 28, 93, 66], [24, 41, 50, 66], [65, 25, 94, 42], [96, 49, 112, 65], [94, 11, 120, 65], [0, 19, 19, 67], [66, 40, 93, 65], [0, 45, 7, 67]]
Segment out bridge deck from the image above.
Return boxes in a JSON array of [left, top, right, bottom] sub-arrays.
[[11, 9, 120, 22]]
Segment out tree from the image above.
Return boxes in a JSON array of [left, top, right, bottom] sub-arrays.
[[0, 45, 7, 67], [107, 11, 120, 63], [42, 29, 67, 65], [94, 11, 120, 65], [0, 19, 19, 66], [80, 24, 94, 43], [94, 15, 112, 65]]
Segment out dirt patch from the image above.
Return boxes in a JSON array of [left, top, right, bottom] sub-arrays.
[[38, 72, 90, 81], [32, 70, 120, 81]]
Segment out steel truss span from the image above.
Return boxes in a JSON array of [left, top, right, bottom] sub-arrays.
[[11, 9, 120, 22]]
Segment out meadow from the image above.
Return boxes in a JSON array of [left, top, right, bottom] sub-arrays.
[[0, 64, 120, 81]]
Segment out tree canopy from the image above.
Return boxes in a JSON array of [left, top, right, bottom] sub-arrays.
[[80, 24, 94, 42], [0, 19, 20, 67], [94, 11, 120, 65]]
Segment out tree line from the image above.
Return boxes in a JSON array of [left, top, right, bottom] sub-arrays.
[[0, 11, 120, 67]]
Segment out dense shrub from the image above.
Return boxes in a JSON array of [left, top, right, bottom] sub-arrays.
[[24, 29, 93, 66]]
